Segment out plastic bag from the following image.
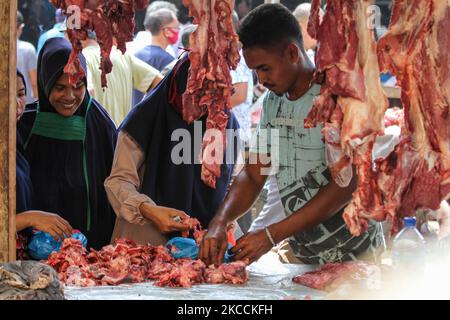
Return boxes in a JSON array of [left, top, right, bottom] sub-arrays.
[[166, 237, 234, 262], [28, 230, 88, 260]]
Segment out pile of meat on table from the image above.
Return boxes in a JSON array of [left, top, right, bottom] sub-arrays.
[[182, 0, 241, 188], [50, 0, 150, 87], [45, 237, 248, 288], [306, 0, 449, 236], [292, 261, 380, 292]]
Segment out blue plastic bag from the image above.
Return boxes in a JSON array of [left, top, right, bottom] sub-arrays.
[[166, 237, 234, 262], [28, 230, 88, 260]]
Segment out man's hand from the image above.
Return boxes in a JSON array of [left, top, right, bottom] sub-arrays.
[[198, 219, 229, 266], [140, 203, 190, 234], [199, 158, 270, 266], [230, 229, 273, 265], [28, 211, 73, 242]]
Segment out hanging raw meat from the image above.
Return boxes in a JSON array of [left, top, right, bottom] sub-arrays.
[[376, 0, 450, 234], [50, 0, 149, 87], [182, 0, 241, 188], [305, 0, 389, 236]]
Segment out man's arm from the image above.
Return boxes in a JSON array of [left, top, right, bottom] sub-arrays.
[[230, 82, 248, 108], [271, 174, 356, 243], [130, 54, 162, 94], [231, 170, 357, 263], [104, 132, 189, 233], [198, 153, 270, 265], [146, 74, 163, 93]]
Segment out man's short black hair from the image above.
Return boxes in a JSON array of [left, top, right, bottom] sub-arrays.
[[238, 3, 304, 51]]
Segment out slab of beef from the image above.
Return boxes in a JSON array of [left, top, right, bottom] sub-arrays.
[[305, 0, 389, 237], [50, 0, 149, 87], [45, 238, 249, 288], [182, 0, 240, 188], [204, 261, 248, 285], [375, 0, 450, 234], [292, 261, 378, 291]]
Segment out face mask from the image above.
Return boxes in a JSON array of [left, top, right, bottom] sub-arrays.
[[166, 27, 179, 45]]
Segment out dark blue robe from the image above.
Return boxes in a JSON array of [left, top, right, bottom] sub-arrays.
[[18, 38, 118, 249]]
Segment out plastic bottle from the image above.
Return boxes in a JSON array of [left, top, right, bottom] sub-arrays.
[[391, 217, 426, 275]]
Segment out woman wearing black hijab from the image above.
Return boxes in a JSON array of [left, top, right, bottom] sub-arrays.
[[105, 54, 240, 245], [18, 38, 118, 250], [16, 70, 72, 259]]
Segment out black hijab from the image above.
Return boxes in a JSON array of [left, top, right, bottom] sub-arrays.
[[121, 54, 240, 230], [18, 38, 118, 249], [16, 70, 33, 213]]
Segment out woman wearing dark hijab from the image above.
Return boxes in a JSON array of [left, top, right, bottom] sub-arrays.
[[18, 38, 118, 250], [16, 70, 72, 259], [105, 54, 241, 245]]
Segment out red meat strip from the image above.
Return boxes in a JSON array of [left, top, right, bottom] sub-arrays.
[[293, 261, 378, 291], [50, 0, 148, 87], [182, 0, 240, 188]]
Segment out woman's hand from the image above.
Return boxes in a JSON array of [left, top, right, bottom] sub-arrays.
[[140, 203, 190, 234], [17, 211, 73, 242]]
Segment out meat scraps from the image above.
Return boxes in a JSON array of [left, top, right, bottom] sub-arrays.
[[204, 261, 248, 285], [45, 238, 249, 288], [182, 0, 241, 188], [50, 0, 149, 87], [305, 0, 389, 236], [178, 217, 207, 244], [375, 0, 450, 234], [292, 261, 379, 291]]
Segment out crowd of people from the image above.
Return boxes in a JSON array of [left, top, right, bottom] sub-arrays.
[[15, 1, 446, 267]]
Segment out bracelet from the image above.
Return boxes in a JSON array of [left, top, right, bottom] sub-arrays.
[[264, 227, 277, 247]]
